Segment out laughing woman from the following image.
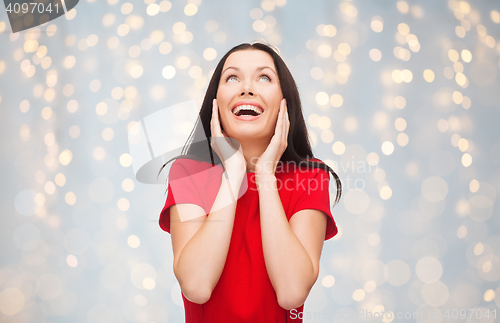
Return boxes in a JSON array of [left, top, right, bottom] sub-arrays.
[[159, 42, 341, 322]]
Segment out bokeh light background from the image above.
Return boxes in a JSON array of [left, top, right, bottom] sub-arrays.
[[1, 0, 500, 322]]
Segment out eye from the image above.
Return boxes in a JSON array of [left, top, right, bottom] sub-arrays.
[[259, 74, 271, 82], [225, 74, 238, 82]]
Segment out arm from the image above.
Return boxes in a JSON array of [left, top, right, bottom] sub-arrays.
[[257, 174, 327, 310], [171, 169, 245, 304]]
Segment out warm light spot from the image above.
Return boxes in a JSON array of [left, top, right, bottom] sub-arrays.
[[59, 149, 73, 165], [380, 186, 392, 199], [120, 153, 132, 167], [316, 92, 330, 105], [364, 281, 376, 292], [67, 255, 78, 267], [394, 96, 406, 109], [437, 119, 449, 132], [462, 153, 472, 167], [461, 49, 472, 62], [458, 138, 469, 152], [352, 289, 366, 301], [330, 94, 343, 107], [96, 102, 108, 116], [162, 66, 176, 79], [397, 133, 409, 146], [118, 198, 130, 211], [381, 141, 394, 155], [332, 141, 346, 155], [398, 23, 410, 35], [122, 178, 135, 192], [184, 4, 198, 16], [322, 275, 335, 288], [448, 49, 459, 62], [143, 277, 156, 290], [469, 179, 479, 193], [492, 10, 500, 24], [369, 48, 382, 61], [102, 128, 114, 141], [397, 1, 409, 13], [423, 69, 435, 82], [55, 173, 66, 186], [395, 118, 407, 131], [484, 289, 495, 302], [457, 225, 467, 238], [147, 3, 160, 16], [203, 48, 217, 61], [65, 192, 76, 205], [41, 107, 53, 121], [474, 243, 484, 256], [93, 147, 106, 160], [128, 235, 140, 248], [371, 17, 383, 32]]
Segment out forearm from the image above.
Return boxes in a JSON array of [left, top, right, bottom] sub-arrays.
[[175, 170, 245, 301], [257, 174, 316, 309]]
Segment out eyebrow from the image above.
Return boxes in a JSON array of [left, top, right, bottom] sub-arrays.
[[221, 66, 277, 76]]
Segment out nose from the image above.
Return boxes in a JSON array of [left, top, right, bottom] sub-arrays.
[[240, 89, 254, 96], [239, 82, 254, 96]]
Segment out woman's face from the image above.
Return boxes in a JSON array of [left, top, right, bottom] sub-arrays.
[[216, 49, 283, 142]]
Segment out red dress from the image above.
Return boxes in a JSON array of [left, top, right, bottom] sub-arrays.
[[159, 158, 338, 322]]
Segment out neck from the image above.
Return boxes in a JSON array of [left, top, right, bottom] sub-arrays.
[[238, 138, 270, 173]]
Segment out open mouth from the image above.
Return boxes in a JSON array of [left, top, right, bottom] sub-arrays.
[[231, 105, 264, 117]]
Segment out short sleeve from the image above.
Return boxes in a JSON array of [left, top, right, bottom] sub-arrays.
[[292, 167, 338, 241], [159, 159, 206, 233]]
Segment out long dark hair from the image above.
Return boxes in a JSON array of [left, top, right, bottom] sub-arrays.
[[159, 42, 342, 205]]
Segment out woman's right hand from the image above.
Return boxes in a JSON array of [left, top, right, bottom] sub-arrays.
[[210, 99, 247, 175]]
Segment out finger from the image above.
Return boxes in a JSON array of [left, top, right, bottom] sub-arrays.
[[281, 99, 287, 144], [274, 100, 284, 143], [212, 99, 222, 137]]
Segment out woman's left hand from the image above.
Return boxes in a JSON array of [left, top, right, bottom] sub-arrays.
[[255, 98, 290, 178]]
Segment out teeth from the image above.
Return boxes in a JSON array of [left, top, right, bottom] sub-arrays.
[[232, 105, 263, 115]]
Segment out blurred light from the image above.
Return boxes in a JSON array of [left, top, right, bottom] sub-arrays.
[[67, 255, 78, 267], [65, 192, 76, 205], [397, 133, 409, 146], [118, 198, 130, 211], [352, 289, 365, 301], [332, 141, 346, 155], [59, 150, 73, 166], [416, 256, 443, 283], [184, 4, 198, 16], [364, 281, 376, 292], [55, 173, 66, 186], [162, 66, 176, 79], [457, 225, 467, 238], [93, 147, 106, 160], [147, 4, 160, 16], [371, 16, 383, 32], [128, 235, 140, 248], [120, 154, 132, 167], [380, 186, 392, 199], [69, 125, 80, 138], [381, 141, 394, 155], [462, 153, 472, 167], [395, 118, 407, 131], [397, 1, 409, 14], [330, 94, 343, 107], [484, 289, 495, 302], [316, 92, 329, 105], [322, 275, 335, 288], [121, 2, 133, 14], [398, 23, 410, 35], [369, 48, 382, 61]]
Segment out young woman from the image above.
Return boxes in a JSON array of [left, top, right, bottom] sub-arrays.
[[159, 42, 341, 322]]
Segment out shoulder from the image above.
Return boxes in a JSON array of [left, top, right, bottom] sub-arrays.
[[289, 157, 330, 179], [169, 158, 215, 177]]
